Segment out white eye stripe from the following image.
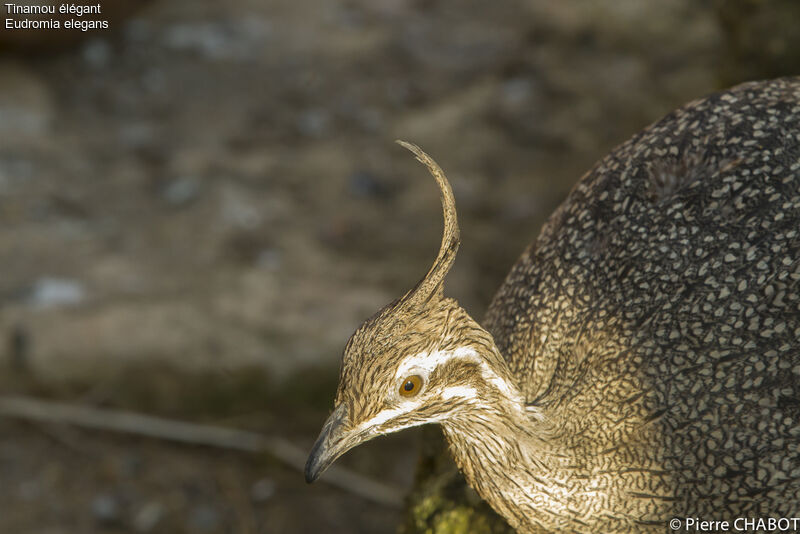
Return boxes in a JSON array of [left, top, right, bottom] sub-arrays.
[[395, 347, 481, 378], [355, 349, 523, 434], [396, 346, 522, 405]]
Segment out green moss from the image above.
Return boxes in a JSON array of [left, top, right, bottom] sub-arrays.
[[405, 489, 513, 534], [412, 493, 445, 528], [400, 427, 514, 534], [432, 508, 477, 534]]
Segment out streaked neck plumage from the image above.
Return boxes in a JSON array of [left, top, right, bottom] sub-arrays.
[[434, 310, 579, 532]]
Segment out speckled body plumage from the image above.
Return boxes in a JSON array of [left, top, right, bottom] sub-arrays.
[[475, 77, 800, 531], [307, 79, 800, 534]]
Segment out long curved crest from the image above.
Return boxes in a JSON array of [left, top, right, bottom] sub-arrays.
[[395, 140, 460, 309]]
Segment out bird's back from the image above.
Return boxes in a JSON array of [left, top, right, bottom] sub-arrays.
[[484, 77, 800, 518]]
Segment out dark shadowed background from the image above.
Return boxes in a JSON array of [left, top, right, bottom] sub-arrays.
[[0, 0, 797, 532]]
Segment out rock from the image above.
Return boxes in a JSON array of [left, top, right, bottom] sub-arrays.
[[82, 38, 112, 69], [297, 109, 331, 138], [220, 185, 262, 230], [132, 502, 164, 533], [256, 248, 282, 270], [250, 478, 276, 502], [91, 493, 122, 525], [0, 61, 53, 140], [27, 278, 87, 309], [162, 176, 201, 207], [162, 18, 270, 61], [17, 479, 41, 501], [186, 504, 221, 532]]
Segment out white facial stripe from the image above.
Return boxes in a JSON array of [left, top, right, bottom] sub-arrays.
[[354, 347, 526, 435], [441, 385, 478, 400], [359, 406, 405, 428], [357, 384, 478, 433], [477, 361, 519, 401], [360, 410, 441, 435], [395, 346, 481, 378], [396, 347, 521, 404], [355, 400, 435, 435]]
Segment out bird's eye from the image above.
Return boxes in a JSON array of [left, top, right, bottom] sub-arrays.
[[399, 375, 423, 397]]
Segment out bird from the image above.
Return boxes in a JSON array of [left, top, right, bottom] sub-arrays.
[[305, 77, 800, 533]]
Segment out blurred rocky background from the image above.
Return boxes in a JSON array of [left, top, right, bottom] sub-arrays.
[[0, 0, 796, 533]]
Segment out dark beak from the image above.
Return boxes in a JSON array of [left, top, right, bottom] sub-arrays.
[[305, 404, 354, 483]]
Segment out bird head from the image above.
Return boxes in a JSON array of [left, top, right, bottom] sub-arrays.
[[305, 141, 519, 483]]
